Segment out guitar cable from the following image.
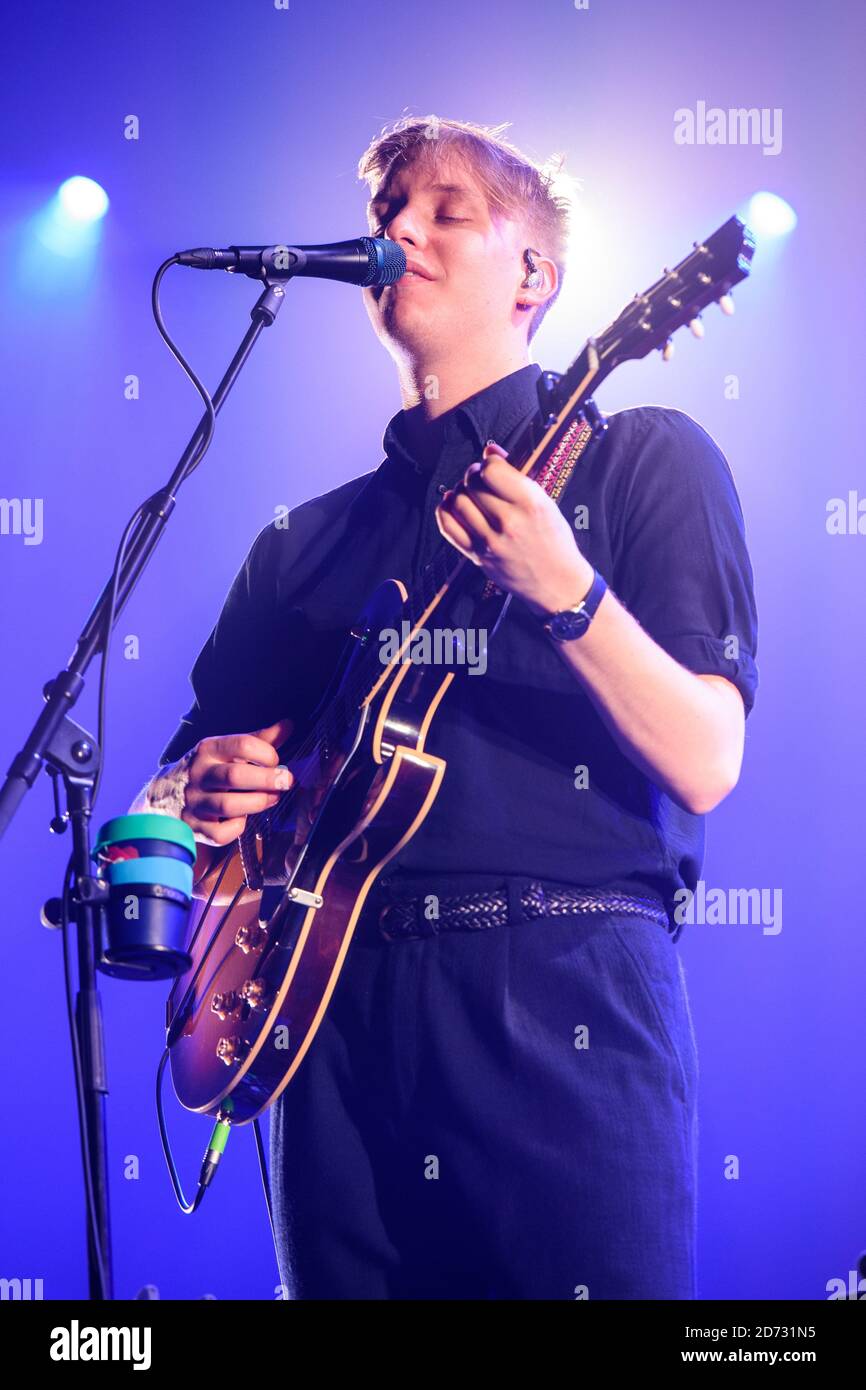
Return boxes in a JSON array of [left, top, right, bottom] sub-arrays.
[[155, 844, 287, 1289], [155, 1048, 287, 1291]]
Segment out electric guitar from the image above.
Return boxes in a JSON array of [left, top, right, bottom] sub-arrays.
[[166, 216, 755, 1122]]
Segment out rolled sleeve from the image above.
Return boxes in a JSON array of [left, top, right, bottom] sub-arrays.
[[611, 408, 759, 716]]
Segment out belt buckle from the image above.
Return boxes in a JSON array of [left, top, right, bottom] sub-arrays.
[[378, 900, 416, 942]]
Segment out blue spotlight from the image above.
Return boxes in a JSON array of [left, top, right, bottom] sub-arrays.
[[32, 175, 110, 261], [745, 191, 797, 240], [57, 175, 110, 222]]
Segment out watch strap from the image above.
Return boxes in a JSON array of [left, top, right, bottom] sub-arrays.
[[540, 567, 607, 639]]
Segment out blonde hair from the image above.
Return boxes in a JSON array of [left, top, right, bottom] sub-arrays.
[[357, 114, 573, 341]]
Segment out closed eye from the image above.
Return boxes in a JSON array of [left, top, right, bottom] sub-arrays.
[[371, 215, 468, 233]]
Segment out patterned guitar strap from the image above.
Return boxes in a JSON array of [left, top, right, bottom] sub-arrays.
[[480, 405, 598, 601]]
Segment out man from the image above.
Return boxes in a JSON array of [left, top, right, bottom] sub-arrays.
[[133, 116, 758, 1299]]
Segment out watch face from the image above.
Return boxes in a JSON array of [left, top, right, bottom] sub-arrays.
[[549, 609, 589, 641]]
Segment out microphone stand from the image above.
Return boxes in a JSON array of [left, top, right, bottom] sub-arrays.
[[0, 274, 289, 1300]]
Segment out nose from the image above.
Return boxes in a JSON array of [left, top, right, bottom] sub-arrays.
[[383, 201, 425, 248]]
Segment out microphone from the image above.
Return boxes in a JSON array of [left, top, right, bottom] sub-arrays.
[[176, 236, 406, 287]]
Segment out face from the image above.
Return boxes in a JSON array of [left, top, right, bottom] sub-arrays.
[[362, 153, 532, 361]]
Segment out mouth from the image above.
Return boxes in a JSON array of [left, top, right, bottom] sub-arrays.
[[401, 262, 434, 281], [372, 267, 433, 305]]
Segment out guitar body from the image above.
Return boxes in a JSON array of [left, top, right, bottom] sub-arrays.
[[166, 579, 451, 1122]]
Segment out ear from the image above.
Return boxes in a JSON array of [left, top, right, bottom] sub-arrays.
[[516, 253, 559, 315]]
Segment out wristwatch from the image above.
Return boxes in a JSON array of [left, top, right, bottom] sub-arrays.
[[538, 568, 608, 641]]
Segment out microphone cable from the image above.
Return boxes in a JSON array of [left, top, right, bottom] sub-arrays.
[[91, 256, 216, 810]]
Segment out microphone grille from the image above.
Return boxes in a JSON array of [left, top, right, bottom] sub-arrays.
[[362, 237, 407, 287]]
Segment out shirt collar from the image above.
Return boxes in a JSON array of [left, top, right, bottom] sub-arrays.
[[382, 363, 544, 475]]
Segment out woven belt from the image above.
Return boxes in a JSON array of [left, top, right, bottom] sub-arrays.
[[371, 881, 670, 942]]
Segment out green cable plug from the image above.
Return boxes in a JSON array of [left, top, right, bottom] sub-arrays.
[[199, 1100, 234, 1189]]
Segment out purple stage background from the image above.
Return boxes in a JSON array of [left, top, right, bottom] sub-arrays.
[[1, 0, 863, 1301]]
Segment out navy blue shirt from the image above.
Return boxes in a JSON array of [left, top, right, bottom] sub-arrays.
[[159, 362, 759, 923]]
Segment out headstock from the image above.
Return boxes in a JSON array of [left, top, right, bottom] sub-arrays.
[[595, 215, 755, 371]]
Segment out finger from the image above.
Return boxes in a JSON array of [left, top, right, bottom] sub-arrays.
[[200, 761, 293, 793], [460, 465, 511, 530], [446, 489, 498, 552], [187, 789, 283, 820], [255, 717, 294, 747], [467, 449, 530, 504], [188, 816, 247, 846], [435, 504, 482, 561], [206, 731, 283, 767]]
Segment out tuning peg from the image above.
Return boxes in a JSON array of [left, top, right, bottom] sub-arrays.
[[661, 338, 675, 362], [718, 293, 735, 315], [688, 316, 705, 339]]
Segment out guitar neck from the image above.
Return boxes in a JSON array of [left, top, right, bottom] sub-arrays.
[[402, 348, 603, 620]]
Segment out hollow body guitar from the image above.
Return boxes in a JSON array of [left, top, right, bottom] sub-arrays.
[[166, 217, 755, 1122]]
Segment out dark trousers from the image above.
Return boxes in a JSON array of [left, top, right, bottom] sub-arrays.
[[268, 873, 699, 1300]]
